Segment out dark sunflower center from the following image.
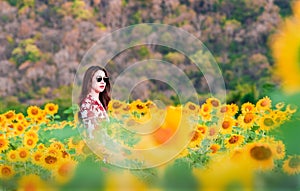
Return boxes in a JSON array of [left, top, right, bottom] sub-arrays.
[[136, 104, 144, 110], [229, 135, 239, 144], [289, 157, 300, 168], [191, 131, 200, 141], [112, 102, 121, 109], [45, 156, 57, 164], [189, 104, 196, 110], [250, 146, 272, 160], [244, 113, 254, 123], [222, 121, 230, 129], [20, 151, 27, 158], [264, 118, 274, 126], [211, 100, 219, 107]]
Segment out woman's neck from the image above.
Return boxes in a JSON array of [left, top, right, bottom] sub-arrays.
[[88, 90, 99, 101]]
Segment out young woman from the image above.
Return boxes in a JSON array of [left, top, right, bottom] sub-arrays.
[[79, 66, 111, 138]]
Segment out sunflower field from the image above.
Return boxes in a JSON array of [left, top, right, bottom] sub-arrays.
[[0, 96, 299, 190]]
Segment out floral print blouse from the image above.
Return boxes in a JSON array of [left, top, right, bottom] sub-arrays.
[[80, 94, 109, 128]]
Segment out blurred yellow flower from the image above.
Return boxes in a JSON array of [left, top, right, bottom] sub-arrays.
[[17, 174, 48, 191], [246, 143, 274, 170], [0, 165, 15, 180], [271, 140, 286, 160], [53, 159, 77, 184], [271, 9, 300, 93], [283, 155, 300, 175]]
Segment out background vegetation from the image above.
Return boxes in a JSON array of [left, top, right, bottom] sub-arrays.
[[0, 0, 293, 118]]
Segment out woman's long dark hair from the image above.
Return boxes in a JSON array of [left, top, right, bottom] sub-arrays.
[[79, 66, 111, 110]]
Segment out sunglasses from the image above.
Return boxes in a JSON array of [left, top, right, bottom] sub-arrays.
[[96, 76, 109, 82]]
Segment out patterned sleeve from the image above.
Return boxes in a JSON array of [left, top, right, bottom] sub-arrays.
[[80, 98, 96, 123]]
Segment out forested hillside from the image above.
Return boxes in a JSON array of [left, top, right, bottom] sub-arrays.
[[0, 0, 292, 114]]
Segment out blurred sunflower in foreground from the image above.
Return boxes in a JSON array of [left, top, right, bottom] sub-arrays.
[[271, 0, 300, 93]]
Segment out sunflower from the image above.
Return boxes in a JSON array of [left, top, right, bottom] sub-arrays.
[[189, 130, 203, 148], [17, 147, 30, 162], [225, 134, 244, 149], [47, 146, 61, 157], [67, 137, 80, 150], [15, 113, 25, 122], [23, 136, 37, 149], [283, 155, 300, 175], [0, 115, 6, 126], [14, 123, 26, 136], [183, 102, 200, 115], [200, 113, 212, 121], [130, 99, 147, 114], [25, 130, 38, 140], [246, 142, 274, 170], [34, 144, 44, 152], [275, 102, 285, 109], [229, 103, 239, 116], [258, 114, 277, 131], [256, 96, 272, 112], [271, 140, 286, 160], [50, 141, 65, 151], [3, 110, 15, 122], [6, 150, 18, 163], [241, 102, 256, 114], [0, 137, 9, 153], [44, 103, 58, 115], [53, 159, 77, 184], [35, 110, 48, 124], [210, 143, 221, 154], [108, 99, 124, 113], [219, 116, 235, 134], [285, 104, 297, 114], [200, 103, 212, 115], [27, 105, 42, 119], [196, 124, 207, 137], [31, 151, 44, 166], [238, 112, 256, 129], [206, 126, 220, 140], [218, 104, 230, 115], [0, 165, 15, 180], [271, 9, 300, 93], [206, 97, 221, 108], [41, 154, 60, 170], [18, 174, 47, 190]]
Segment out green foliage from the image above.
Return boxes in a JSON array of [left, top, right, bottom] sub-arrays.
[[6, 0, 35, 9], [136, 46, 150, 58], [11, 38, 42, 67], [131, 11, 142, 24], [274, 0, 293, 17], [162, 159, 199, 191]]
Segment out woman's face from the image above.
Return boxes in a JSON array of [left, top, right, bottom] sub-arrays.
[[91, 70, 107, 93]]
